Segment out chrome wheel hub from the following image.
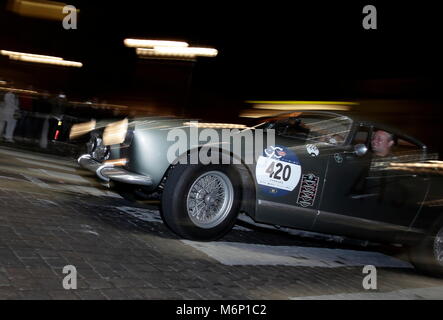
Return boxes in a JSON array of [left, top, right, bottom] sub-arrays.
[[186, 171, 234, 229]]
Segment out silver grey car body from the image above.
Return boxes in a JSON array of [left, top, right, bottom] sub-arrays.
[[77, 111, 443, 276]]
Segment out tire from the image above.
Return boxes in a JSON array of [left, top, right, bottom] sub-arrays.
[[161, 164, 242, 241], [409, 222, 443, 277]]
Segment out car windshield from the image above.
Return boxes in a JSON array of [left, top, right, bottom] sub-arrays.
[[257, 113, 353, 145]]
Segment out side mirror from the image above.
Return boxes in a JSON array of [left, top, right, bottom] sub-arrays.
[[354, 144, 368, 157]]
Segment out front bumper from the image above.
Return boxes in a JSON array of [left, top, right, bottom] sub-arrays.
[[78, 154, 153, 187]]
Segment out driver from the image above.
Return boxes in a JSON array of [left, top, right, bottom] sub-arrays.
[[371, 130, 394, 157]]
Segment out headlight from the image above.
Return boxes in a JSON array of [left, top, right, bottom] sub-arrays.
[[69, 120, 96, 140], [103, 118, 128, 146]]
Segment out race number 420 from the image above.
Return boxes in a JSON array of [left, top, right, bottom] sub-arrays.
[[265, 161, 292, 181]]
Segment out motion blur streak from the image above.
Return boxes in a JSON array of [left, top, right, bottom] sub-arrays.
[[123, 39, 189, 48], [387, 161, 443, 175], [0, 87, 38, 94], [69, 120, 97, 140], [251, 104, 352, 111], [1, 50, 83, 67], [183, 122, 247, 129], [390, 161, 443, 168], [136, 47, 218, 59], [239, 101, 357, 118], [6, 0, 77, 21], [247, 100, 358, 106], [103, 118, 128, 146], [151, 46, 218, 57], [104, 158, 128, 167], [1, 50, 63, 61]]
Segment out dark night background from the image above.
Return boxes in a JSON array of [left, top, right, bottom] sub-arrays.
[[0, 1, 442, 152]]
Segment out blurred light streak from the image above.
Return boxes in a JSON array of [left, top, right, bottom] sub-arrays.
[[70, 101, 128, 110], [103, 118, 128, 146], [1, 50, 82, 67], [239, 110, 282, 118], [386, 166, 443, 175], [251, 104, 352, 111], [241, 101, 357, 118], [184, 122, 247, 129], [124, 39, 189, 48], [389, 162, 443, 169], [151, 46, 217, 57], [104, 158, 128, 167], [421, 199, 443, 207], [247, 100, 359, 106], [69, 120, 96, 140], [7, 0, 78, 21], [136, 47, 218, 60], [0, 86, 38, 94], [1, 50, 63, 60]]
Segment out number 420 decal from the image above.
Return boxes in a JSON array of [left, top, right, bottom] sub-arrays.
[[256, 146, 302, 193], [265, 161, 292, 182]]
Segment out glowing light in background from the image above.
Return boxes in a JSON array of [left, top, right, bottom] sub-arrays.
[[124, 39, 189, 48], [0, 86, 38, 94], [124, 38, 218, 61], [1, 50, 83, 67], [240, 101, 358, 118], [7, 0, 79, 21], [184, 122, 247, 129], [142, 46, 218, 58], [247, 100, 358, 106], [69, 120, 96, 140], [104, 158, 128, 167], [103, 118, 129, 146]]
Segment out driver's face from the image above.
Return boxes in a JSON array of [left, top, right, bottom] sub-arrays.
[[371, 130, 393, 156]]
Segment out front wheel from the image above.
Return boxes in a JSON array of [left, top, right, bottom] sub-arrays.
[[409, 223, 443, 277], [161, 164, 242, 241]]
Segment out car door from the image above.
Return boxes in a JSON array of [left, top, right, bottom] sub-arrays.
[[360, 129, 430, 228], [314, 124, 430, 240], [318, 124, 374, 220], [253, 113, 346, 230]]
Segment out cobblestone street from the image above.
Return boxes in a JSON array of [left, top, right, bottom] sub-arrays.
[[0, 146, 442, 300]]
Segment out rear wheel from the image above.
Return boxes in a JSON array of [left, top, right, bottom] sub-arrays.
[[161, 164, 241, 241], [409, 222, 443, 277]]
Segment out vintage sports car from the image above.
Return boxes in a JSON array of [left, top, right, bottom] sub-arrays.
[[75, 112, 443, 276]]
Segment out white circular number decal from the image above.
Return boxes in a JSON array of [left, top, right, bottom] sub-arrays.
[[256, 156, 301, 191]]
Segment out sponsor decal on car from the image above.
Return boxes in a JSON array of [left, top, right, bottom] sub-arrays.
[[256, 145, 301, 196], [334, 153, 343, 164], [296, 173, 319, 207], [306, 144, 319, 157]]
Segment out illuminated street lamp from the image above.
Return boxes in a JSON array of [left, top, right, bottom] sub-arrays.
[[124, 38, 218, 115], [0, 50, 83, 67], [123, 38, 218, 61], [124, 39, 189, 48]]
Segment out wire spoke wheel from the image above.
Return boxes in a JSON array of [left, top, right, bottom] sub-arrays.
[[186, 171, 234, 229]]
